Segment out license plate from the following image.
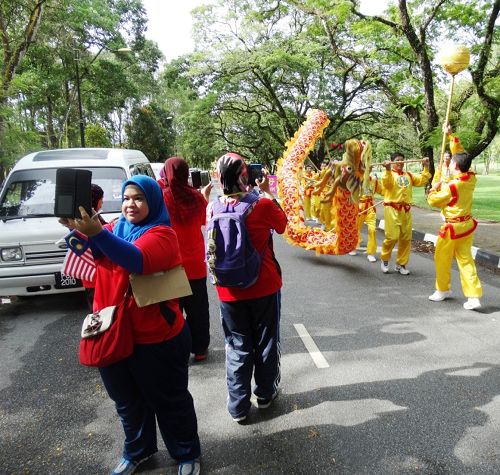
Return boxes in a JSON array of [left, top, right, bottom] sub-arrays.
[[54, 272, 82, 289]]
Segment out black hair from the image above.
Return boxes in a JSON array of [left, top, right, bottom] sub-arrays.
[[452, 152, 472, 173], [91, 183, 104, 209], [390, 152, 405, 161]]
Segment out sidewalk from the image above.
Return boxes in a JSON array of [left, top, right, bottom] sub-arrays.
[[375, 205, 500, 270]]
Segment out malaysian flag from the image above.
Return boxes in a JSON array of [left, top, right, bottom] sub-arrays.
[[60, 230, 96, 281], [61, 247, 96, 282]]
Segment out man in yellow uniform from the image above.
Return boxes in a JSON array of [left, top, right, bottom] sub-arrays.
[[349, 174, 383, 262], [380, 153, 431, 274], [427, 126, 482, 310]]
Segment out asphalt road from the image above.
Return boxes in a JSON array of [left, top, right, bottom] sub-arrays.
[[1, 231, 500, 475]]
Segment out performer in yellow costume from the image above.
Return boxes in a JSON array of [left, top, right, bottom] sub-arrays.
[[350, 174, 383, 262], [310, 166, 325, 222], [427, 125, 482, 310], [313, 161, 333, 230], [300, 165, 315, 220], [380, 153, 431, 274]]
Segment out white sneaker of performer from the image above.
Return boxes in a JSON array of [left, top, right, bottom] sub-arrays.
[[463, 298, 481, 310], [428, 290, 451, 302]]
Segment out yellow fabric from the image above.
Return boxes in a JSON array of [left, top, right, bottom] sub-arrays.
[[355, 176, 380, 254], [301, 169, 314, 219], [381, 168, 431, 204], [449, 134, 465, 155], [427, 171, 482, 297], [427, 172, 477, 237], [357, 204, 377, 254], [380, 168, 430, 265], [433, 233, 482, 297], [303, 195, 312, 219], [311, 194, 321, 219]]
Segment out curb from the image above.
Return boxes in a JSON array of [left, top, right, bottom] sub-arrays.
[[378, 219, 500, 270]]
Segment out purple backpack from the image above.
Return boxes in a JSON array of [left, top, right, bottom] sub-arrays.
[[206, 193, 261, 288]]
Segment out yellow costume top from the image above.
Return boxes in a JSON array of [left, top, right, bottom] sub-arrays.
[[381, 168, 431, 209], [427, 171, 477, 239]]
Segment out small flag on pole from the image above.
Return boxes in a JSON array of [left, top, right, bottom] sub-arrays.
[[61, 247, 96, 282]]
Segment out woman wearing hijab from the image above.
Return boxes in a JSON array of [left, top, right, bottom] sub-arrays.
[[162, 157, 212, 361], [208, 153, 287, 423], [68, 175, 201, 475]]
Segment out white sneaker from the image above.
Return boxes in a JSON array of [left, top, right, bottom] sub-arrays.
[[381, 261, 389, 273], [348, 250, 358, 256], [367, 254, 376, 263], [463, 298, 481, 310], [428, 290, 451, 302], [395, 264, 410, 275]]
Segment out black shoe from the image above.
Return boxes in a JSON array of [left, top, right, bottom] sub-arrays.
[[256, 391, 279, 409]]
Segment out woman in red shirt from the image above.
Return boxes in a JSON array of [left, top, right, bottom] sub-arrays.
[[162, 157, 211, 361], [208, 153, 287, 422], [69, 175, 201, 475]]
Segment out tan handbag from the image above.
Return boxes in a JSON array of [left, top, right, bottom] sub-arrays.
[[129, 265, 193, 308]]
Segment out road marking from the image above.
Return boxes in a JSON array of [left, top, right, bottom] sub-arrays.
[[293, 323, 330, 369]]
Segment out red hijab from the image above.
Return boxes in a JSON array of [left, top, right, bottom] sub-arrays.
[[162, 157, 206, 223]]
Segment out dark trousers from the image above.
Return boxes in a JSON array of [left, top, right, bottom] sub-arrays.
[[219, 291, 281, 418], [180, 278, 210, 355], [99, 323, 201, 463]]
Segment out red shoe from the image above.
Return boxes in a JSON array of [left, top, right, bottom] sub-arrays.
[[194, 351, 208, 362]]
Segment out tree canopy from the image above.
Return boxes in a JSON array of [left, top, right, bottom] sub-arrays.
[[0, 0, 498, 178]]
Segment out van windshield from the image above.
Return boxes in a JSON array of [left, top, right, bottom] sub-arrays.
[[0, 167, 127, 219]]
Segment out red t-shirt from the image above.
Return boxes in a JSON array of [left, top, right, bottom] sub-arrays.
[[210, 197, 287, 302], [92, 226, 185, 344], [168, 198, 208, 280]]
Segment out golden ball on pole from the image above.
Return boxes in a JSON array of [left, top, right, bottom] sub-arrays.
[[438, 44, 470, 75]]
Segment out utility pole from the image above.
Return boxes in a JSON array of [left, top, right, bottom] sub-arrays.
[[74, 50, 85, 148]]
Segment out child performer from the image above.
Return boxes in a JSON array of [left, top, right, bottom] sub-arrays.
[[427, 125, 482, 310], [380, 153, 431, 274]]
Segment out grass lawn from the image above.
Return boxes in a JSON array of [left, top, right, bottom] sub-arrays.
[[412, 174, 500, 222]]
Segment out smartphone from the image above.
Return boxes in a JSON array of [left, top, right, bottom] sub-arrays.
[[248, 163, 263, 187], [189, 170, 201, 189], [200, 171, 211, 187]]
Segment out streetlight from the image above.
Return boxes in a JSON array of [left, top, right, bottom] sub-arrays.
[[73, 46, 132, 148]]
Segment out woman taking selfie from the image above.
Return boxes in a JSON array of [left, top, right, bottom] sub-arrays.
[[67, 175, 201, 475]]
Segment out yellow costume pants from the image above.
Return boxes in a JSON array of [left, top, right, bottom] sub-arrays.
[[303, 195, 312, 219], [357, 207, 377, 255], [320, 201, 333, 231], [380, 207, 412, 265], [311, 194, 321, 220], [434, 232, 482, 298]]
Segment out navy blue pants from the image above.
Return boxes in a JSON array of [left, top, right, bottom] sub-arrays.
[[180, 278, 210, 355], [99, 323, 201, 463], [219, 291, 281, 419]]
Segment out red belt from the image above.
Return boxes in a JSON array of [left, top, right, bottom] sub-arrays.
[[384, 202, 411, 212], [445, 215, 471, 223]]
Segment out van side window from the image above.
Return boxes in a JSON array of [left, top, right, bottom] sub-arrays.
[[130, 164, 155, 178]]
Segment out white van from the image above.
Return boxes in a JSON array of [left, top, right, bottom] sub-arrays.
[[0, 148, 155, 297]]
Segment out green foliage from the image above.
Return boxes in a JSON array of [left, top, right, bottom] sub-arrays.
[[85, 123, 112, 147], [413, 175, 500, 221], [125, 104, 175, 161]]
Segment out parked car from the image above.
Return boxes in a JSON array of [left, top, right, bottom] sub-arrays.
[[0, 148, 155, 297]]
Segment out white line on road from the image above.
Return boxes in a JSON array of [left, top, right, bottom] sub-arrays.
[[293, 323, 330, 369]]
